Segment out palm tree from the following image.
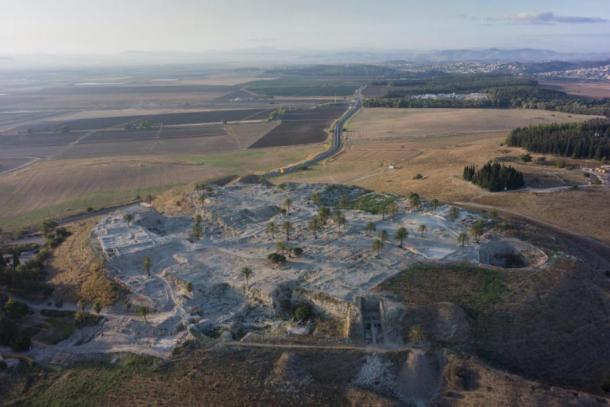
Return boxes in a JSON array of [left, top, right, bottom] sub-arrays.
[[470, 220, 485, 243], [457, 232, 469, 247], [317, 207, 330, 225], [448, 206, 460, 221], [266, 222, 276, 240], [282, 221, 293, 241], [240, 267, 253, 293], [191, 222, 202, 241], [418, 224, 427, 237], [396, 227, 408, 248], [143, 256, 152, 277], [283, 198, 293, 214], [365, 222, 376, 236], [336, 214, 346, 231], [276, 241, 288, 254], [137, 306, 149, 323], [408, 324, 425, 344], [372, 239, 383, 257], [409, 193, 421, 209], [123, 213, 134, 226], [378, 230, 388, 242], [93, 301, 102, 315], [308, 217, 321, 239]]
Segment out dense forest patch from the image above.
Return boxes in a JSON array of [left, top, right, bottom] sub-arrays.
[[507, 119, 610, 160]]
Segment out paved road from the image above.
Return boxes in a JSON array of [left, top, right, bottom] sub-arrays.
[[263, 87, 362, 178]]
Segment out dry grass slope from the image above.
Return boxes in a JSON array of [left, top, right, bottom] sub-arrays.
[[50, 219, 123, 306]]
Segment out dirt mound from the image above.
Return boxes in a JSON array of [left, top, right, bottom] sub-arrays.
[[151, 184, 196, 216], [353, 355, 398, 396], [267, 352, 313, 388], [396, 349, 444, 402], [401, 302, 472, 347], [440, 353, 610, 406]]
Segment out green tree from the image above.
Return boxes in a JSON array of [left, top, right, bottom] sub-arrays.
[[336, 214, 347, 231], [457, 232, 469, 247], [240, 267, 253, 293], [372, 239, 383, 257], [448, 206, 460, 221], [378, 230, 388, 242], [40, 219, 58, 236], [123, 213, 134, 226], [396, 227, 408, 248], [93, 301, 102, 315], [470, 220, 485, 243], [311, 192, 321, 206], [143, 256, 152, 277], [317, 207, 331, 225], [308, 217, 321, 239], [418, 224, 427, 237], [191, 222, 202, 241], [409, 193, 421, 209], [431, 199, 440, 210], [282, 221, 293, 241], [266, 222, 276, 240], [276, 241, 289, 255], [365, 222, 376, 235], [137, 306, 149, 323], [283, 198, 293, 214], [408, 324, 425, 344]]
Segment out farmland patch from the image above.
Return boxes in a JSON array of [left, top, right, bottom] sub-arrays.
[[249, 103, 347, 148]]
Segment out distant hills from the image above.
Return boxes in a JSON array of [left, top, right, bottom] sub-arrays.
[[2, 48, 610, 70]]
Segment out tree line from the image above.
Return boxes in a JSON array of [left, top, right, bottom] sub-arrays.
[[463, 162, 525, 192], [507, 119, 610, 161], [364, 74, 610, 117]]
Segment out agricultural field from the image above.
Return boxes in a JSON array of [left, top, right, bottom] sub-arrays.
[[0, 69, 353, 230], [245, 78, 361, 97], [276, 108, 610, 241], [250, 103, 347, 148], [14, 107, 274, 133], [0, 144, 324, 231]]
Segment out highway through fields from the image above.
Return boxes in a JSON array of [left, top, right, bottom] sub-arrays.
[[263, 87, 362, 178]]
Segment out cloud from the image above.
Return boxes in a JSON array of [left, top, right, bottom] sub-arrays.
[[502, 11, 608, 25]]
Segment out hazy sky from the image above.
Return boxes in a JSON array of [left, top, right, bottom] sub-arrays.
[[2, 0, 610, 54]]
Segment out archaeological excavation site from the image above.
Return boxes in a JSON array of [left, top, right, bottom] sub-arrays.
[[6, 177, 610, 405]]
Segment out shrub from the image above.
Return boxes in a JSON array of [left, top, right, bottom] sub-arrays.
[[292, 304, 312, 322], [3, 299, 31, 319], [408, 324, 425, 344], [74, 312, 102, 328], [9, 333, 31, 352], [267, 253, 287, 265], [291, 247, 304, 257]]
